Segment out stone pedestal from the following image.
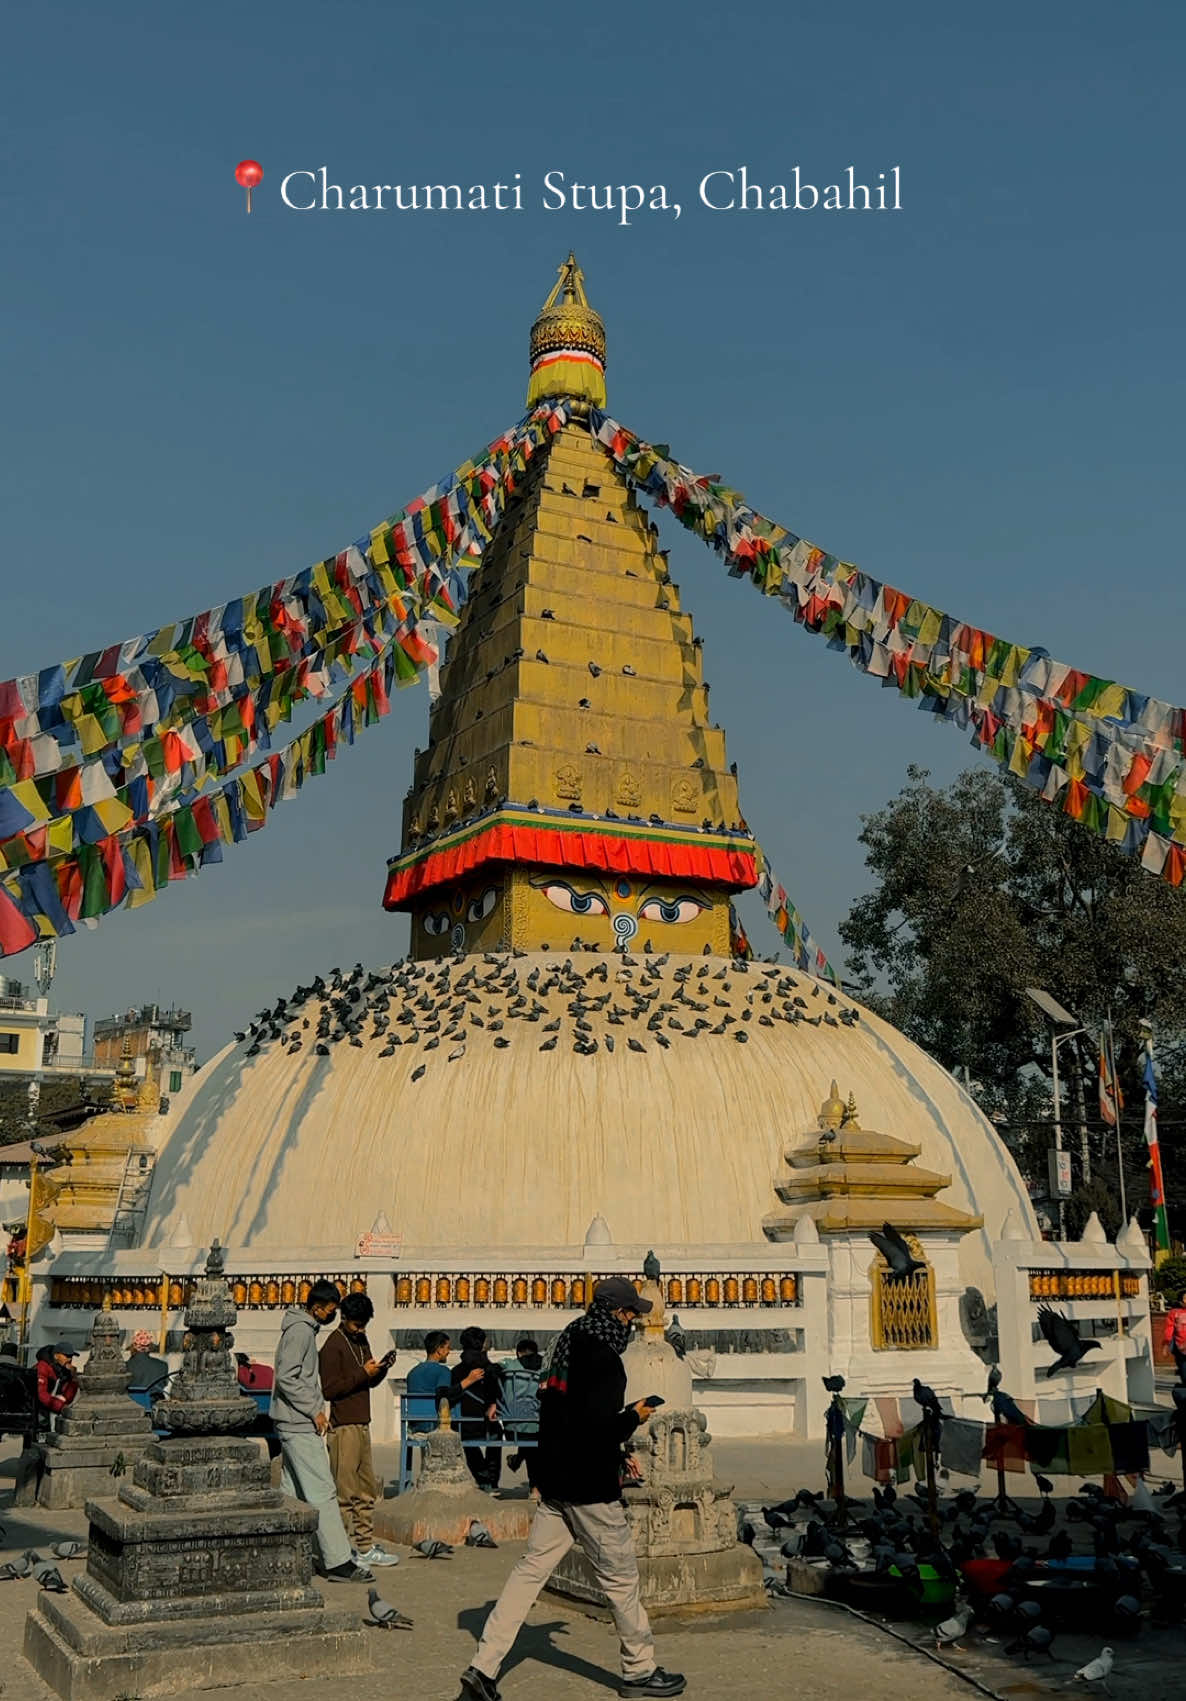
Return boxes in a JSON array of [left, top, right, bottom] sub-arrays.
[[549, 1267, 765, 1618], [24, 1242, 370, 1701], [376, 1409, 532, 1548], [39, 1310, 156, 1511]]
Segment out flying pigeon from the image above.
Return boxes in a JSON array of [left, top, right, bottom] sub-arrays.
[[1074, 1647, 1114, 1688], [412, 1538, 453, 1559], [366, 1588, 414, 1629], [870, 1223, 926, 1281], [1037, 1306, 1103, 1375], [466, 1519, 498, 1548]]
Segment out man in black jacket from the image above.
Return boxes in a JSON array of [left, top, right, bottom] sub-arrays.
[[458, 1279, 685, 1701]]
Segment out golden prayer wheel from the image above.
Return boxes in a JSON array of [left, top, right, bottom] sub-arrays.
[[686, 1278, 702, 1304], [476, 1277, 490, 1303], [169, 1281, 184, 1306], [266, 1280, 280, 1306], [436, 1278, 451, 1304], [705, 1278, 720, 1305], [667, 1278, 682, 1305], [281, 1279, 296, 1304], [350, 1278, 366, 1294], [551, 1279, 567, 1306], [531, 1278, 547, 1306], [298, 1280, 311, 1304], [334, 1279, 347, 1297], [233, 1280, 248, 1305], [570, 1278, 586, 1306], [248, 1281, 263, 1306], [415, 1277, 431, 1304], [761, 1277, 777, 1304], [513, 1278, 528, 1305], [395, 1277, 413, 1305], [742, 1277, 758, 1304], [492, 1277, 507, 1305], [455, 1276, 471, 1304], [724, 1277, 740, 1305]]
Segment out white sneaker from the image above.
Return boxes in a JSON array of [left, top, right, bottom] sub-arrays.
[[353, 1545, 399, 1567]]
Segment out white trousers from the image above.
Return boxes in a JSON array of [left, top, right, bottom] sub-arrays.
[[473, 1498, 655, 1681], [278, 1428, 352, 1571]]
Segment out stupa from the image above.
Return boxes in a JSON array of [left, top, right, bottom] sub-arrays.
[[40, 258, 1039, 1440]]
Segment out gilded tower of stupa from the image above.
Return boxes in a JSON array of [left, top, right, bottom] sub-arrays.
[[383, 256, 757, 960]]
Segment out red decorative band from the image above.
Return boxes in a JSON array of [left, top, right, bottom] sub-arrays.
[[383, 815, 757, 908]]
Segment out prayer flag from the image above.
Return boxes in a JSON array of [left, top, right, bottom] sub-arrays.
[[1143, 1037, 1171, 1253]]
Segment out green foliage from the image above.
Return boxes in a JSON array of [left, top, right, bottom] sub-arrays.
[[840, 765, 1186, 1236], [1151, 1254, 1186, 1303]]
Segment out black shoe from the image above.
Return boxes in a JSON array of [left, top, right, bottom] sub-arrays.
[[619, 1671, 686, 1698], [459, 1667, 501, 1701], [322, 1561, 374, 1583]]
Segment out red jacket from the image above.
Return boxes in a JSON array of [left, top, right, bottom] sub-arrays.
[[36, 1359, 78, 1414], [1164, 1307, 1186, 1353]]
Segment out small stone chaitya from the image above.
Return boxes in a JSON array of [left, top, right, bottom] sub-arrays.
[[37, 1305, 155, 1511], [24, 1241, 370, 1701]]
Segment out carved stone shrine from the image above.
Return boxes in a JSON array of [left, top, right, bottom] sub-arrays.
[[24, 1241, 371, 1700], [37, 1305, 155, 1510], [549, 1259, 765, 1617], [376, 1397, 532, 1548]]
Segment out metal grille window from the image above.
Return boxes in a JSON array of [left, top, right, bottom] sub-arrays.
[[871, 1237, 937, 1350], [0, 1032, 20, 1053]]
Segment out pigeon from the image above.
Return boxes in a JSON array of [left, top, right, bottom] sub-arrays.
[[1074, 1647, 1114, 1688], [466, 1519, 498, 1548], [933, 1605, 972, 1647], [870, 1223, 926, 1280], [110, 1452, 127, 1477], [1007, 1624, 1055, 1659], [411, 1064, 427, 1081], [822, 1374, 846, 1393], [1034, 1473, 1055, 1497], [981, 1364, 1003, 1403], [737, 1515, 757, 1546], [35, 1564, 68, 1593], [412, 1538, 453, 1559], [366, 1588, 413, 1629], [51, 1541, 87, 1559], [0, 1555, 32, 1579], [1037, 1306, 1102, 1374], [762, 1565, 791, 1597]]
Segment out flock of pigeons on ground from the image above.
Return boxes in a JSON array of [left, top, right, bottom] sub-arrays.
[[736, 1381, 1186, 1694], [229, 950, 862, 1077]]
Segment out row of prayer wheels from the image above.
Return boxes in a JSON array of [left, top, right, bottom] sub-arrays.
[[1028, 1271, 1141, 1299], [52, 1275, 368, 1310], [391, 1273, 798, 1308]]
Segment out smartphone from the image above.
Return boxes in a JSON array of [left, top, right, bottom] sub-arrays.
[[642, 1394, 665, 1408], [381, 1349, 398, 1367]]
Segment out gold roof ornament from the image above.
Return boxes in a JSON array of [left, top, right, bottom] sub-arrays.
[[527, 254, 607, 408], [817, 1080, 846, 1132], [841, 1092, 861, 1130]]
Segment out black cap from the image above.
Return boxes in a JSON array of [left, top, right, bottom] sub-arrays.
[[593, 1277, 652, 1315]]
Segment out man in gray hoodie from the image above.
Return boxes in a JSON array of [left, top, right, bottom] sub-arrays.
[[273, 1280, 373, 1583]]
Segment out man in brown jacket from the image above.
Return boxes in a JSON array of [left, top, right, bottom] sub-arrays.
[[318, 1291, 398, 1567]]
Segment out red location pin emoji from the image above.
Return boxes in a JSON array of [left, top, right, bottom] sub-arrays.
[[235, 159, 263, 214]]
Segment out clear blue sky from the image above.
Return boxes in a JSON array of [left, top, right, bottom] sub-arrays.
[[2, 2, 1182, 1061]]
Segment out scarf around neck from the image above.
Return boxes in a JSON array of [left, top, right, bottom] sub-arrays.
[[542, 1301, 631, 1397]]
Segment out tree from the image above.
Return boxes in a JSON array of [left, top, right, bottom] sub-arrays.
[[840, 765, 1186, 1239]]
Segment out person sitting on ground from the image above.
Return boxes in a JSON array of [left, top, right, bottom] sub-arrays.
[[451, 1325, 503, 1493], [272, 1280, 373, 1584], [1164, 1289, 1186, 1382], [319, 1291, 398, 1570], [125, 1329, 169, 1396], [35, 1343, 79, 1421]]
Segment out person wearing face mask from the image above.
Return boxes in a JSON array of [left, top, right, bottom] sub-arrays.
[[457, 1279, 685, 1701], [272, 1280, 373, 1584]]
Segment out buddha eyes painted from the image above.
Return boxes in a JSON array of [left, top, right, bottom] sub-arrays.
[[422, 911, 451, 935], [466, 887, 500, 922], [421, 884, 500, 936], [638, 896, 706, 924], [531, 875, 707, 926], [539, 881, 609, 917]]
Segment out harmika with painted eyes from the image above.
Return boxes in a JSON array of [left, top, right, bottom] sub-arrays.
[[529, 874, 708, 946]]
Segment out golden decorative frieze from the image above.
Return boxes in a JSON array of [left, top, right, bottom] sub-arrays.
[[50, 1273, 368, 1311], [390, 1271, 799, 1309], [1028, 1270, 1141, 1300]]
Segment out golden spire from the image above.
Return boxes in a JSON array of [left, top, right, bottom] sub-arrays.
[[841, 1092, 861, 1130], [527, 254, 607, 408], [817, 1080, 845, 1132]]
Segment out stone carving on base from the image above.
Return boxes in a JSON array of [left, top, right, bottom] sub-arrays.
[[24, 1241, 370, 1701], [37, 1306, 155, 1510]]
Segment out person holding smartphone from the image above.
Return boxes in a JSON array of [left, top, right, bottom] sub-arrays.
[[458, 1278, 685, 1701], [318, 1290, 399, 1568]]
